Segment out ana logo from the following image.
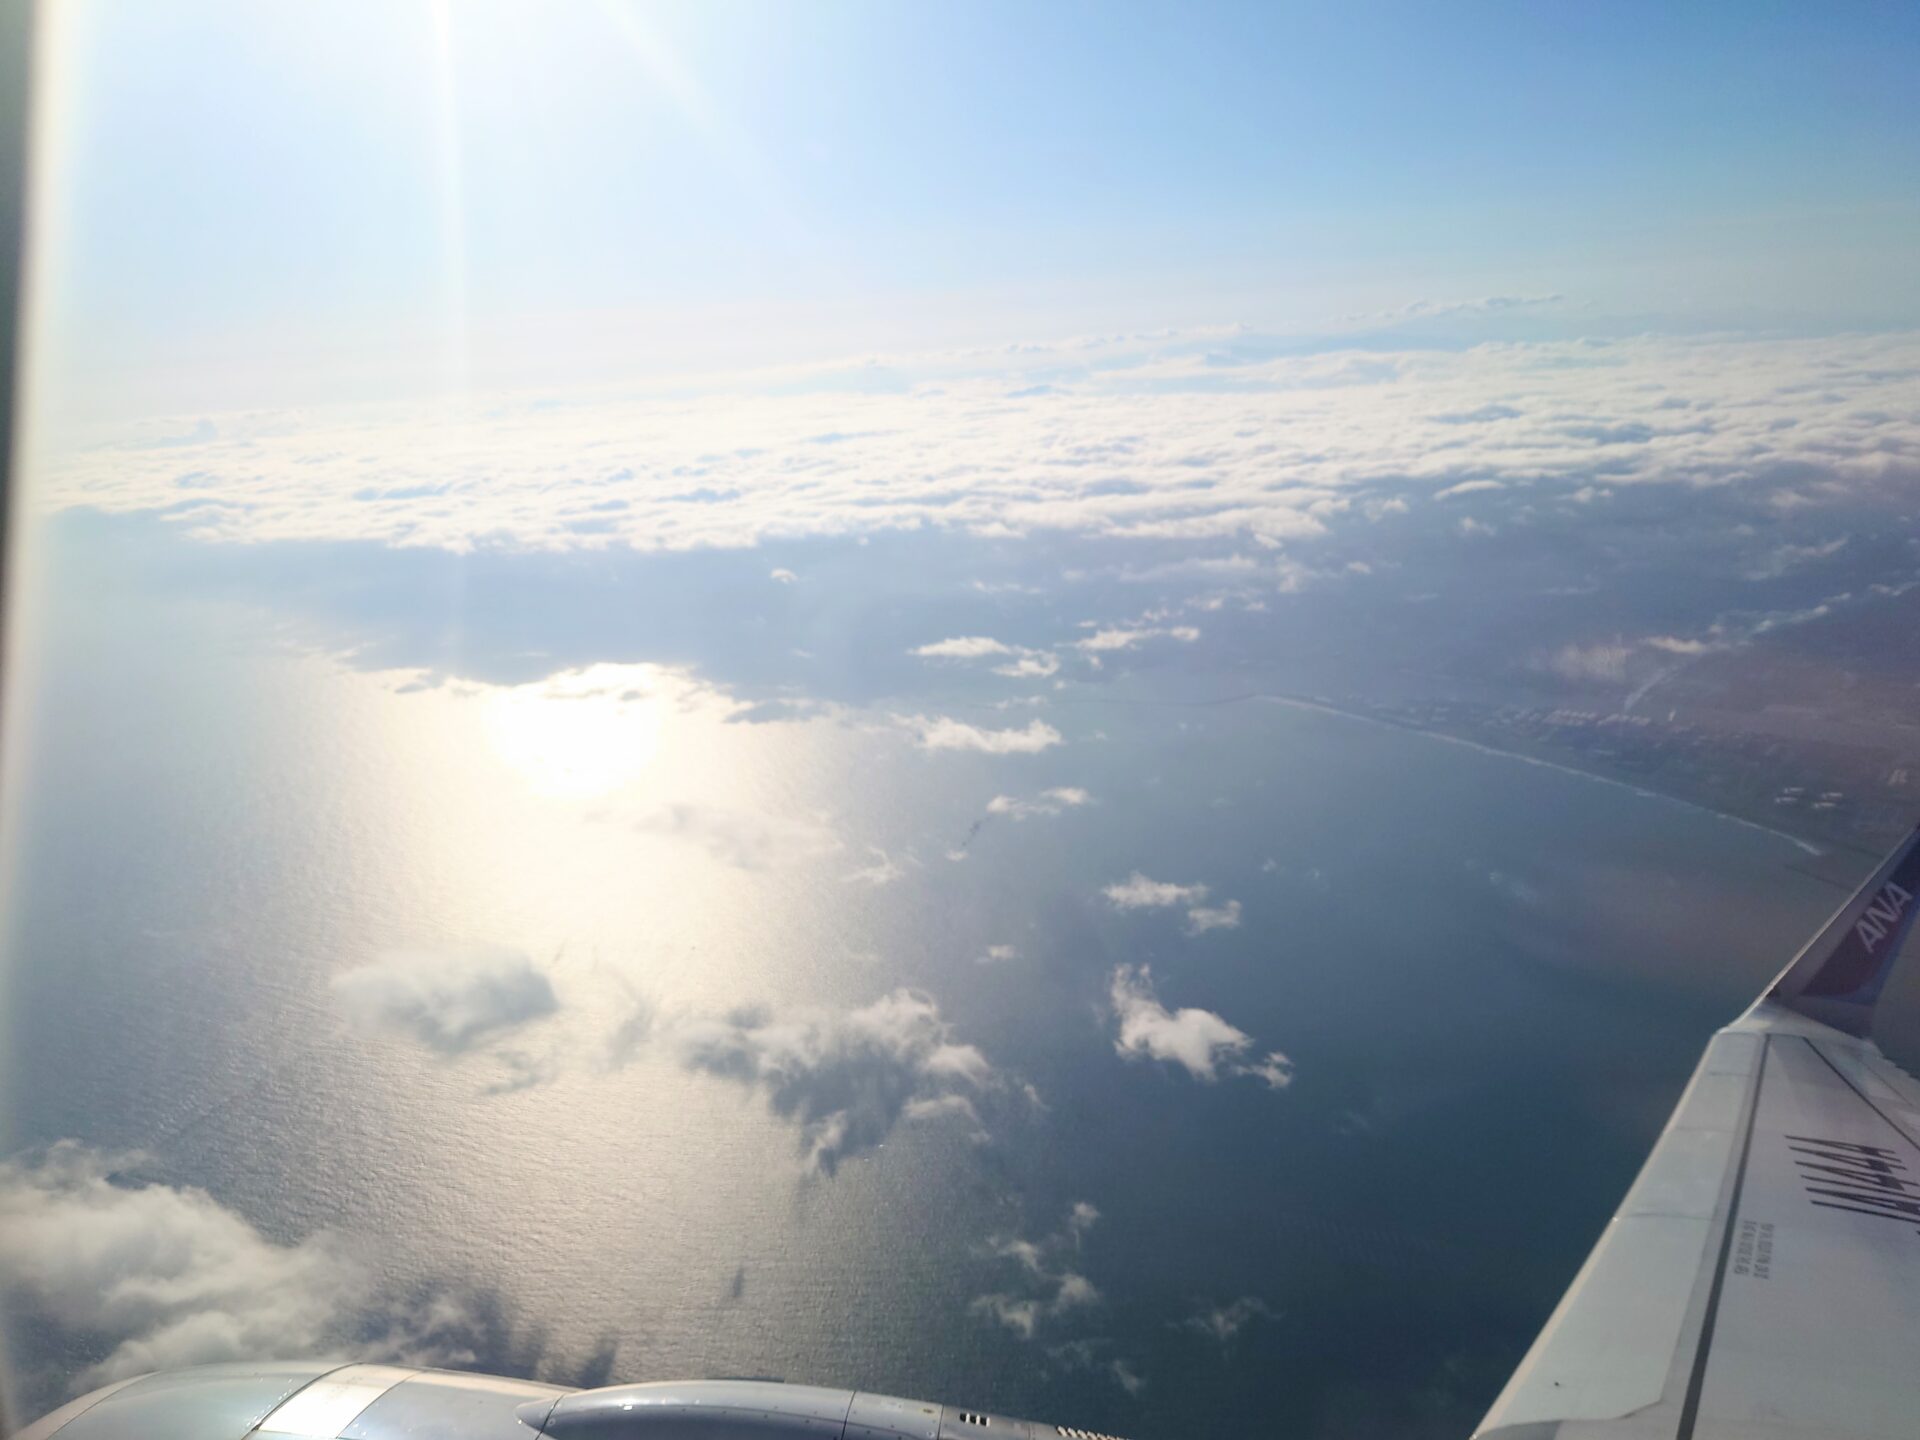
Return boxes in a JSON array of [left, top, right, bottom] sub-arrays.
[[1855, 881, 1914, 955]]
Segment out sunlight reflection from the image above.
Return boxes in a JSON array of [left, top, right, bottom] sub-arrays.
[[479, 663, 666, 799]]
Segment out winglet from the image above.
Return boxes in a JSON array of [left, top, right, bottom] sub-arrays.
[[1763, 820, 1920, 1038]]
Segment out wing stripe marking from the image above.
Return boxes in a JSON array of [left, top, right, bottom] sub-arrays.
[[1802, 1039, 1920, 1155], [1674, 1033, 1769, 1440]]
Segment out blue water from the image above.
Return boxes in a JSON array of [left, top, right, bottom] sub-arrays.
[[0, 513, 1875, 1439]]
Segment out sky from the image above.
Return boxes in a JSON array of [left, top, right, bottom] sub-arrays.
[[23, 0, 1920, 425]]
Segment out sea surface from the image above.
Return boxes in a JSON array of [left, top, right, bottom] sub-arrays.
[[0, 513, 1894, 1440]]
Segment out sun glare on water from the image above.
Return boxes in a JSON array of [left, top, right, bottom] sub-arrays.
[[481, 663, 666, 799]]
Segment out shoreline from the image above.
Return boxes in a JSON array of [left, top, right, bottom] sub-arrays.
[[1257, 693, 1829, 858]]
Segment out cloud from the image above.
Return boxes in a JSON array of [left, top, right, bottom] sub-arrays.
[[1075, 625, 1201, 653], [1544, 641, 1633, 685], [48, 332, 1920, 572], [977, 944, 1021, 965], [1047, 1339, 1146, 1395], [0, 1143, 482, 1398], [898, 715, 1063, 754], [1103, 873, 1240, 933], [1645, 634, 1720, 655], [987, 787, 1093, 821], [1180, 1296, 1277, 1344], [1102, 873, 1208, 909], [672, 990, 1004, 1175], [992, 652, 1061, 679], [1184, 899, 1243, 934], [970, 1203, 1104, 1341], [912, 636, 1016, 659], [768, 568, 797, 584], [634, 803, 842, 869], [332, 948, 557, 1053], [843, 845, 908, 886], [912, 636, 1061, 679], [1108, 966, 1293, 1088], [1238, 1051, 1296, 1090], [1433, 478, 1503, 500]]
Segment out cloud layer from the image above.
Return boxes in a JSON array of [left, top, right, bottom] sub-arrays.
[[50, 331, 1920, 566]]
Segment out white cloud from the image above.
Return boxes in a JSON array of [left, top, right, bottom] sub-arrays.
[[1075, 625, 1202, 653], [46, 331, 1920, 563], [970, 1203, 1104, 1341], [1108, 966, 1293, 1089], [0, 1143, 480, 1398], [1181, 1295, 1277, 1343], [635, 803, 842, 869], [673, 989, 1003, 1175], [768, 568, 798, 584], [1645, 634, 1719, 655], [987, 786, 1093, 821], [1047, 1339, 1146, 1395], [1103, 873, 1208, 909], [1743, 536, 1849, 581], [1545, 641, 1633, 685], [898, 715, 1063, 754], [1103, 873, 1239, 933], [1109, 965, 1249, 1081], [1433, 478, 1504, 500], [1185, 899, 1243, 934], [1239, 1051, 1296, 1089], [843, 845, 908, 886], [912, 636, 1015, 659], [978, 944, 1021, 965], [331, 948, 557, 1053], [911, 636, 1061, 679], [992, 652, 1061, 679]]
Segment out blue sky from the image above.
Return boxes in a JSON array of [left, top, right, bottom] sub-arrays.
[[28, 0, 1920, 419]]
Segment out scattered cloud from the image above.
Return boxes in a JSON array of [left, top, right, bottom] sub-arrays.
[[978, 944, 1021, 965], [332, 948, 557, 1053], [0, 1143, 482, 1398], [768, 568, 798, 584], [898, 715, 1063, 754], [635, 803, 842, 869], [843, 845, 908, 886], [912, 636, 1016, 659], [1180, 1295, 1278, 1344], [1047, 1339, 1146, 1395], [1103, 873, 1208, 909], [970, 1202, 1104, 1341], [672, 989, 1005, 1175], [1103, 873, 1241, 934], [1108, 966, 1292, 1088], [987, 787, 1093, 821], [1075, 625, 1201, 653], [992, 652, 1061, 679], [1543, 641, 1633, 685], [911, 635, 1060, 679], [1184, 899, 1243, 934]]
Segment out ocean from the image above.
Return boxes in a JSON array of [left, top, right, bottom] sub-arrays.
[[0, 512, 1881, 1440]]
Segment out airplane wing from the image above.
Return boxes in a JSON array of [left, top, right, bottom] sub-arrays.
[[1475, 821, 1920, 1440]]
